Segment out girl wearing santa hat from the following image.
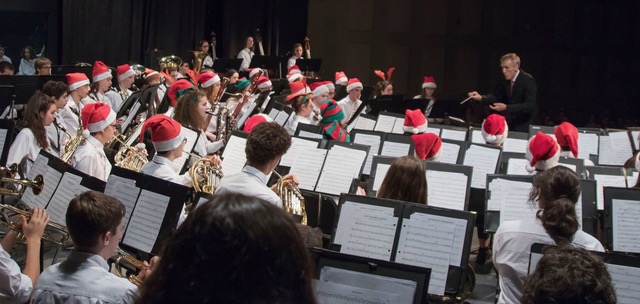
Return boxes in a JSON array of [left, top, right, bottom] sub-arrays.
[[7, 92, 58, 178], [84, 61, 113, 106], [173, 90, 224, 155], [415, 76, 442, 123], [71, 103, 117, 181], [284, 93, 313, 136], [59, 73, 91, 134]]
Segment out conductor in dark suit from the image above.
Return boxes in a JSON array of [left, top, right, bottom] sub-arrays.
[[468, 53, 538, 132]]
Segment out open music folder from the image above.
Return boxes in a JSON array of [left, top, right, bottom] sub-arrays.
[[603, 187, 640, 255], [379, 133, 414, 158], [424, 161, 473, 211], [439, 138, 466, 165], [587, 166, 628, 210], [373, 111, 405, 134], [351, 130, 384, 176], [462, 143, 503, 189], [598, 129, 634, 166], [20, 150, 106, 225], [0, 119, 15, 166], [221, 130, 248, 177], [431, 124, 468, 142], [528, 243, 640, 304], [577, 128, 601, 162], [330, 194, 475, 296], [106, 166, 190, 254]]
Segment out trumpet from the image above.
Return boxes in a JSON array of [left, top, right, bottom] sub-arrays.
[[115, 247, 147, 286], [272, 171, 307, 225], [0, 164, 18, 178], [0, 175, 44, 196], [0, 204, 70, 246]]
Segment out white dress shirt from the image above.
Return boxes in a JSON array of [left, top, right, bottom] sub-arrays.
[[287, 56, 301, 70], [0, 55, 12, 64], [493, 216, 604, 304], [217, 165, 282, 208], [0, 245, 32, 304], [202, 54, 214, 69], [141, 155, 191, 187], [72, 136, 111, 182], [6, 128, 52, 178], [104, 88, 132, 112], [32, 251, 137, 304], [237, 48, 254, 72], [284, 114, 310, 136], [45, 116, 68, 157], [337, 96, 362, 125], [17, 58, 35, 75], [59, 99, 82, 134]]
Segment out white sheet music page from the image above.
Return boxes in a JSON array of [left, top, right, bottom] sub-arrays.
[[315, 146, 366, 195], [333, 201, 398, 261], [578, 132, 599, 160], [558, 162, 577, 172], [46, 172, 89, 225], [503, 138, 528, 154], [352, 133, 382, 175], [298, 130, 323, 140], [289, 147, 327, 191], [632, 130, 640, 150], [104, 175, 141, 227], [280, 137, 318, 167], [593, 174, 627, 210], [372, 164, 391, 192], [463, 144, 501, 189], [380, 141, 410, 158], [395, 213, 456, 295], [471, 129, 484, 144], [221, 135, 247, 177], [0, 128, 7, 160], [374, 114, 396, 133], [611, 199, 640, 253], [440, 142, 460, 164], [426, 127, 441, 136], [391, 118, 405, 134], [599, 132, 632, 166], [21, 154, 59, 209], [498, 180, 538, 225], [507, 158, 532, 175], [319, 267, 416, 304], [606, 263, 640, 304], [353, 116, 376, 131], [267, 108, 280, 120], [426, 170, 468, 211], [273, 110, 290, 126], [486, 179, 505, 211], [313, 280, 402, 304], [122, 190, 170, 253], [440, 129, 466, 141]]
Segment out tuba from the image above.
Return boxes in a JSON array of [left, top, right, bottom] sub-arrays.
[[112, 133, 149, 172], [115, 247, 147, 286], [158, 55, 182, 70], [191, 51, 207, 74], [272, 171, 307, 225], [188, 154, 223, 194]]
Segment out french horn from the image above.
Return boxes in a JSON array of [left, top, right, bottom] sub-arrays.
[[272, 171, 307, 225]]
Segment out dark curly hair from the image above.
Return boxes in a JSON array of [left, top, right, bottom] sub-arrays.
[[529, 166, 580, 245], [522, 246, 616, 304], [245, 122, 291, 166], [41, 80, 69, 99], [136, 193, 317, 304]]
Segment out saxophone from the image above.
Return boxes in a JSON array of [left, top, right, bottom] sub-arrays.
[[59, 122, 85, 164], [272, 171, 307, 225]]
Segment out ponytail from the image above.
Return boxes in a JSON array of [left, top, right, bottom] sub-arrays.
[[536, 197, 579, 245]]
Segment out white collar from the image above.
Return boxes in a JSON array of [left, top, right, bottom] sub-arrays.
[[85, 135, 105, 149], [512, 70, 520, 82]]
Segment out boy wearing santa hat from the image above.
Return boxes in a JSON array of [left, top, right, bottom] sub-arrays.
[[71, 103, 117, 181]]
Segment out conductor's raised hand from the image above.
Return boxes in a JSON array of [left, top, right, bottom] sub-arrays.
[[468, 91, 483, 101]]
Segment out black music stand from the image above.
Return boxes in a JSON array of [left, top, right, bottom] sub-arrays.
[[249, 56, 281, 72], [212, 58, 242, 73], [295, 58, 322, 73], [367, 98, 429, 117]]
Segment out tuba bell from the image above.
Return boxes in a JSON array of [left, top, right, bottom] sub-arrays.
[[272, 171, 307, 225], [191, 51, 207, 74], [158, 55, 182, 70]]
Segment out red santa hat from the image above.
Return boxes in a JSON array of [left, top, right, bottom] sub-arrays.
[[412, 133, 442, 161], [116, 64, 135, 82], [243, 114, 273, 133], [287, 72, 303, 83], [249, 68, 263, 79], [526, 132, 561, 172], [402, 108, 428, 134], [140, 115, 184, 152], [167, 79, 195, 107], [346, 78, 363, 92], [197, 72, 220, 88], [288, 65, 301, 75], [554, 122, 579, 158], [335, 71, 348, 85], [481, 114, 509, 145], [143, 68, 159, 79], [92, 61, 112, 82], [422, 76, 437, 89], [66, 73, 90, 91], [309, 81, 329, 97], [256, 76, 272, 90], [286, 81, 310, 102], [81, 102, 116, 138]]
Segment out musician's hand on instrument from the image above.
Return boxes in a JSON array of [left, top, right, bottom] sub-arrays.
[[207, 155, 222, 167], [282, 174, 299, 185], [468, 91, 482, 101], [138, 256, 160, 280], [204, 131, 217, 142], [23, 208, 50, 242], [489, 103, 507, 112]]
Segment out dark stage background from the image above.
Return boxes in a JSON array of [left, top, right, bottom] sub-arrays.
[[1, 0, 638, 127]]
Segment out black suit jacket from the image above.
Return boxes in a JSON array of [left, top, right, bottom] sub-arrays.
[[481, 70, 538, 132]]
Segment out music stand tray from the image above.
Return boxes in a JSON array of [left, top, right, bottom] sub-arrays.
[[249, 56, 282, 71], [212, 58, 243, 73], [295, 58, 322, 73]]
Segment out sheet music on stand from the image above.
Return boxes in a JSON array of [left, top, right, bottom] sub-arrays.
[[330, 194, 475, 297], [484, 175, 535, 233], [470, 128, 484, 144], [107, 167, 190, 254], [603, 187, 640, 254], [374, 112, 404, 134], [577, 129, 600, 161], [434, 124, 468, 142], [351, 130, 384, 175], [506, 158, 531, 175], [502, 131, 529, 154], [587, 166, 627, 210], [528, 243, 640, 304], [352, 114, 377, 131], [629, 127, 640, 152], [314, 142, 368, 195], [424, 161, 473, 211], [279, 136, 320, 167], [440, 139, 466, 165], [0, 119, 15, 165], [295, 123, 323, 140], [462, 143, 502, 189], [19, 150, 107, 225], [221, 131, 248, 177], [311, 248, 431, 304], [175, 125, 201, 174], [379, 133, 413, 158], [367, 156, 395, 196], [598, 130, 633, 166], [288, 145, 328, 191]]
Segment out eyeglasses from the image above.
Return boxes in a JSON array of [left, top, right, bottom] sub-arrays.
[[109, 123, 118, 129]]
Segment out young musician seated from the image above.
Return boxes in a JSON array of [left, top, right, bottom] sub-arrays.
[[173, 90, 224, 154], [59, 73, 91, 133], [217, 122, 295, 207], [42, 81, 71, 156], [197, 72, 222, 133], [287, 43, 304, 70], [335, 71, 348, 86], [337, 78, 364, 126], [401, 109, 443, 161], [525, 132, 561, 174], [287, 65, 303, 83], [493, 166, 604, 304], [7, 92, 58, 177], [163, 79, 195, 117], [481, 114, 508, 147], [140, 115, 191, 186], [104, 64, 136, 112], [83, 61, 113, 105], [308, 81, 330, 125], [0, 208, 49, 303], [32, 191, 153, 303], [318, 99, 350, 142], [284, 90, 313, 135], [521, 246, 616, 304], [414, 76, 439, 122], [225, 78, 251, 115], [554, 121, 594, 166], [136, 193, 316, 304], [71, 103, 117, 181], [377, 156, 427, 204], [373, 68, 395, 98]]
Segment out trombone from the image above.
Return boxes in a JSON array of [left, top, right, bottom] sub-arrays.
[[115, 247, 147, 286]]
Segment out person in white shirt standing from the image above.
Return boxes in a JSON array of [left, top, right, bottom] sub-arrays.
[[337, 78, 363, 125], [71, 102, 117, 181], [237, 36, 254, 72]]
